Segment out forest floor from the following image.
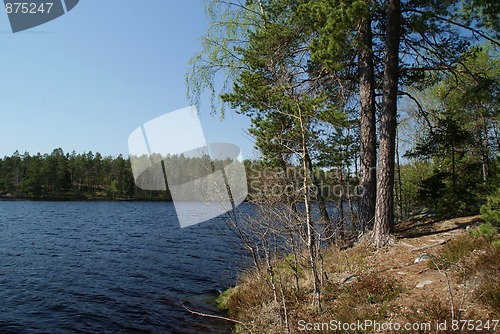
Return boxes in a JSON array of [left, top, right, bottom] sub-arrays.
[[218, 214, 500, 333], [379, 215, 495, 327]]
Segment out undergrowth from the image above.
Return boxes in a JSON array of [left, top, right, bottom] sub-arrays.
[[216, 222, 499, 333], [429, 223, 500, 317]]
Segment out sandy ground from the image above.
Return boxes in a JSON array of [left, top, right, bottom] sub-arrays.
[[360, 214, 499, 330]]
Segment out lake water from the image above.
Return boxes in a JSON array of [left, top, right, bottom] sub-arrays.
[[0, 201, 250, 333]]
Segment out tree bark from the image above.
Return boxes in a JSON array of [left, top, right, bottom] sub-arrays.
[[373, 0, 401, 247], [358, 15, 377, 232]]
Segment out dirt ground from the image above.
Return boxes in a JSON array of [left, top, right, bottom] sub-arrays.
[[362, 214, 497, 329]]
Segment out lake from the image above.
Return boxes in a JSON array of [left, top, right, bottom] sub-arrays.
[[0, 201, 250, 333]]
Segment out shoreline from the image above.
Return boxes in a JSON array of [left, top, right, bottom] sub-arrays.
[[215, 215, 499, 333], [0, 195, 172, 202]]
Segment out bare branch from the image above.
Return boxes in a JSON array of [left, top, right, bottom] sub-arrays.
[[181, 302, 254, 334], [398, 90, 436, 136], [405, 9, 500, 46]]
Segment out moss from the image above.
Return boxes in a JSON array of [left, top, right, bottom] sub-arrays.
[[216, 287, 237, 311]]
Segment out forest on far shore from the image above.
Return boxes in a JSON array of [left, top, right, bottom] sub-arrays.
[[0, 149, 156, 201], [0, 143, 498, 224], [0, 148, 356, 202]]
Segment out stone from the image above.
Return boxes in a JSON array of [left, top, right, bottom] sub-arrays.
[[416, 279, 433, 288], [414, 254, 431, 263], [340, 274, 358, 285]]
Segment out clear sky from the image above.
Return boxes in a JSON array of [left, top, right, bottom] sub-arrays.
[[0, 0, 256, 159]]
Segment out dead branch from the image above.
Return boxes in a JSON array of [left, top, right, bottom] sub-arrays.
[[181, 302, 254, 334]]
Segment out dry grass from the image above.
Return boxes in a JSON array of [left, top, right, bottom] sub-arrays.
[[428, 223, 500, 318], [215, 218, 500, 333], [467, 242, 500, 316], [217, 242, 405, 333]]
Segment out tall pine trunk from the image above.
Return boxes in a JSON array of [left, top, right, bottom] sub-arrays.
[[358, 15, 377, 232], [373, 0, 401, 247]]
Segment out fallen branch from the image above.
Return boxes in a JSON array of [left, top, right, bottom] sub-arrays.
[[181, 302, 254, 334]]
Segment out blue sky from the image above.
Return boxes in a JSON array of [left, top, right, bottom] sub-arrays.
[[0, 0, 256, 159]]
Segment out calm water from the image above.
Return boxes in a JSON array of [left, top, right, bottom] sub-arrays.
[[0, 201, 250, 333]]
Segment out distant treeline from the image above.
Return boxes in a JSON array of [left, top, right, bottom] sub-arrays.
[[0, 149, 168, 200], [0, 149, 351, 202]]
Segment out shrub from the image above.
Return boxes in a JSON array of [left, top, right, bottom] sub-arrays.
[[480, 190, 500, 224], [431, 232, 500, 317], [478, 281, 500, 315], [472, 246, 500, 316], [469, 222, 498, 238], [429, 235, 489, 269], [352, 273, 403, 304]]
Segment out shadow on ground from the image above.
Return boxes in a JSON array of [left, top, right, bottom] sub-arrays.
[[394, 214, 483, 239]]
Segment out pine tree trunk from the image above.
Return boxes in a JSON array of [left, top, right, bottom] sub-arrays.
[[358, 15, 377, 232], [373, 0, 401, 247]]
